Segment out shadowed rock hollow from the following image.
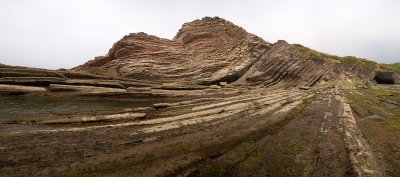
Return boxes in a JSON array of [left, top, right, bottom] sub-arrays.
[[374, 71, 399, 84]]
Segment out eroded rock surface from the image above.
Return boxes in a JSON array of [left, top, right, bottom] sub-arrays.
[[1, 17, 399, 177], [73, 17, 385, 89], [234, 40, 378, 89], [75, 17, 271, 84], [1, 17, 395, 96]]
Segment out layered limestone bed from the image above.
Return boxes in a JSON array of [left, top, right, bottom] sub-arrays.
[[74, 17, 271, 85], [0, 17, 399, 177], [73, 16, 395, 88], [1, 87, 393, 177]]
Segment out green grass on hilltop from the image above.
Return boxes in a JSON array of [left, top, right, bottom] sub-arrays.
[[380, 62, 400, 73], [293, 44, 378, 69]]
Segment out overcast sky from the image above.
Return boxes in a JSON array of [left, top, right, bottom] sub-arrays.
[[0, 0, 399, 69]]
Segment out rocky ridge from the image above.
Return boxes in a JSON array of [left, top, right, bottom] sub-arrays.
[[0, 17, 397, 97], [0, 16, 398, 97], [74, 16, 396, 89], [75, 17, 271, 85]]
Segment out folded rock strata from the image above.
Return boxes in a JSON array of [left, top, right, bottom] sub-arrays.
[[0, 17, 397, 97], [75, 17, 271, 84], [74, 17, 389, 89]]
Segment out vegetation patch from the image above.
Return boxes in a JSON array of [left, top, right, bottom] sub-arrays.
[[380, 62, 400, 73], [343, 87, 400, 176], [385, 145, 400, 177], [287, 143, 304, 155], [381, 110, 400, 133], [293, 44, 378, 69]]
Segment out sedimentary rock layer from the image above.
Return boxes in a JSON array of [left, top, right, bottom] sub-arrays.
[[75, 17, 386, 88], [0, 17, 397, 97], [75, 17, 272, 84]]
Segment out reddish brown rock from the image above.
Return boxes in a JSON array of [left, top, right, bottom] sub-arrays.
[[74, 17, 382, 89], [233, 40, 377, 89], [0, 16, 393, 95], [75, 17, 271, 84]]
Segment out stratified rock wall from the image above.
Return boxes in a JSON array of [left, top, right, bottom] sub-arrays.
[[74, 17, 380, 88], [233, 40, 377, 89], [75, 17, 271, 84], [76, 32, 192, 81], [174, 17, 271, 84]]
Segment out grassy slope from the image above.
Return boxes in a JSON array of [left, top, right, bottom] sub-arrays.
[[293, 44, 400, 75], [293, 44, 378, 69], [380, 62, 400, 73]]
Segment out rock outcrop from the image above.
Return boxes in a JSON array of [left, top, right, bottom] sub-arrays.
[[75, 17, 271, 84], [0, 17, 397, 97], [233, 40, 333, 88], [233, 41, 377, 89], [75, 17, 384, 89], [173, 17, 271, 84], [2, 17, 399, 177]]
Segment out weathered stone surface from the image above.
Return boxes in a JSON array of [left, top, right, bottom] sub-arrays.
[[234, 40, 328, 87], [0, 16, 394, 98], [174, 17, 271, 84], [153, 103, 171, 109], [61, 80, 126, 89], [0, 77, 66, 86], [39, 113, 147, 124], [75, 32, 192, 81], [0, 84, 47, 95], [151, 85, 208, 90], [49, 84, 126, 94], [0, 17, 396, 177], [75, 17, 271, 84], [0, 65, 67, 79], [57, 69, 112, 80], [233, 40, 377, 89], [120, 81, 155, 88], [127, 87, 152, 92], [74, 17, 381, 89]]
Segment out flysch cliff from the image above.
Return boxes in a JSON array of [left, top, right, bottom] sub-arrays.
[[2, 17, 400, 177], [74, 16, 397, 87], [75, 17, 271, 85], [0, 17, 398, 97]]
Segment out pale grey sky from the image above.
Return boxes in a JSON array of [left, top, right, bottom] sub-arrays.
[[0, 0, 399, 69]]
